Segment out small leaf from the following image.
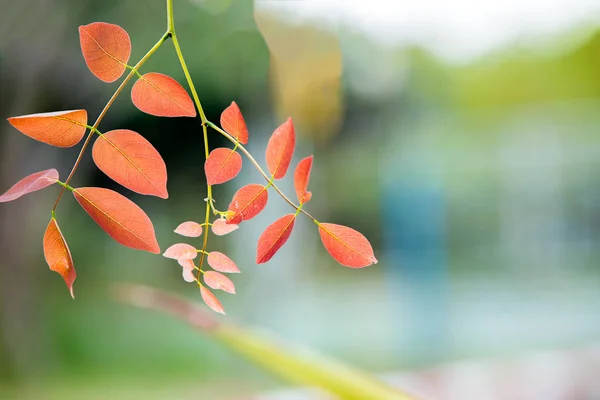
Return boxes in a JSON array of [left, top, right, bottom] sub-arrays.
[[318, 223, 377, 268], [227, 184, 268, 224], [178, 258, 196, 270], [265, 118, 295, 179], [43, 218, 76, 299], [79, 22, 131, 83], [220, 101, 248, 144], [200, 286, 225, 314], [73, 187, 160, 254], [204, 148, 243, 185], [204, 271, 235, 294], [131, 72, 196, 117], [163, 243, 198, 260], [211, 218, 238, 236], [182, 268, 196, 283], [207, 251, 240, 273], [92, 129, 168, 198], [0, 169, 59, 203], [8, 110, 87, 147], [256, 214, 296, 264], [174, 221, 203, 237], [294, 155, 313, 204]]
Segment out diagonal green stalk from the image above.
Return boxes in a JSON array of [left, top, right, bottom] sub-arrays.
[[116, 283, 417, 400], [52, 31, 171, 211]]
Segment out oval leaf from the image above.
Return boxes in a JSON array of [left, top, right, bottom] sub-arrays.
[[220, 101, 248, 144], [211, 218, 238, 236], [131, 72, 196, 117], [163, 243, 198, 260], [294, 155, 313, 204], [8, 110, 87, 147], [182, 268, 197, 283], [227, 184, 268, 224], [204, 148, 242, 186], [200, 286, 225, 315], [178, 258, 196, 270], [265, 118, 295, 179], [73, 187, 160, 254], [0, 169, 59, 203], [204, 271, 235, 294], [318, 223, 378, 268], [256, 214, 296, 264], [79, 22, 131, 83], [92, 129, 168, 198], [43, 218, 76, 299], [174, 221, 203, 237], [207, 251, 240, 273]]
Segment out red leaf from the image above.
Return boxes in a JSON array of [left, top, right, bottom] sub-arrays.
[[8, 110, 87, 147], [256, 214, 296, 264], [174, 221, 203, 237], [200, 286, 225, 315], [131, 72, 196, 117], [207, 251, 240, 273], [265, 118, 295, 179], [73, 187, 160, 254], [211, 218, 238, 236], [163, 243, 198, 260], [227, 184, 268, 224], [318, 223, 378, 268], [204, 271, 236, 294], [220, 102, 248, 144], [43, 218, 76, 299], [0, 169, 59, 203], [294, 155, 313, 204], [92, 129, 168, 198], [204, 148, 242, 185], [79, 22, 131, 83]]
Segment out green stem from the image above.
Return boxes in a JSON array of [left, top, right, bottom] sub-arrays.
[[55, 180, 74, 192], [52, 31, 170, 211], [168, 1, 212, 280], [206, 121, 317, 222]]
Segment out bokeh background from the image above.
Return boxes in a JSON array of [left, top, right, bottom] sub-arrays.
[[1, 0, 600, 398]]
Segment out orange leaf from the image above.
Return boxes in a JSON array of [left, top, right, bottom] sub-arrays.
[[211, 218, 238, 236], [92, 129, 168, 198], [200, 286, 225, 315], [73, 187, 160, 254], [204, 148, 242, 185], [207, 251, 240, 273], [43, 218, 76, 299], [0, 169, 59, 203], [220, 101, 248, 144], [256, 214, 296, 264], [294, 155, 313, 204], [163, 243, 198, 260], [204, 271, 236, 294], [8, 110, 87, 147], [227, 184, 268, 224], [265, 118, 295, 179], [79, 22, 131, 83], [174, 221, 203, 237], [131, 72, 196, 117], [318, 223, 378, 268]]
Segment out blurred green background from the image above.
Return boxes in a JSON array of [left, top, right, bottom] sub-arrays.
[[1, 0, 600, 398]]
